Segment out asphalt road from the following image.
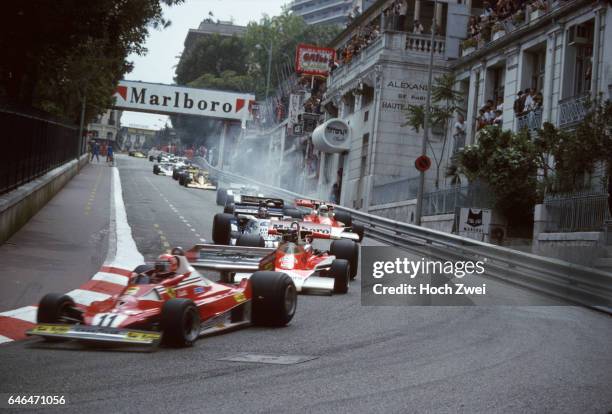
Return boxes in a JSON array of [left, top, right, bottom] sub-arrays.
[[0, 155, 610, 413]]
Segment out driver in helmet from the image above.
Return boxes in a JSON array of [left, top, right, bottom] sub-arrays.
[[318, 204, 331, 218], [150, 254, 180, 283], [257, 205, 269, 218]]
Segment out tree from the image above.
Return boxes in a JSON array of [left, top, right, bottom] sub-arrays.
[[403, 73, 465, 188], [0, 0, 183, 122]]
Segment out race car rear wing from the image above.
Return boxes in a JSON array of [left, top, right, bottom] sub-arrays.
[[233, 196, 285, 218], [186, 244, 275, 271], [268, 220, 359, 241]]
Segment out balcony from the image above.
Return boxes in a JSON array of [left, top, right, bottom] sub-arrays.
[[517, 108, 543, 132], [558, 94, 589, 128], [327, 31, 445, 91]]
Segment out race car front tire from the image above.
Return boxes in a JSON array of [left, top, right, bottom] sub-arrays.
[[236, 234, 265, 247], [161, 299, 200, 347], [251, 272, 297, 326], [330, 239, 359, 279], [352, 222, 365, 242], [37, 293, 77, 324], [329, 259, 350, 294], [212, 213, 234, 245], [334, 210, 352, 227], [216, 188, 227, 206]]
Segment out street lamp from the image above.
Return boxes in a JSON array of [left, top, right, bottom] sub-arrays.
[[255, 40, 273, 100], [414, 0, 439, 226]]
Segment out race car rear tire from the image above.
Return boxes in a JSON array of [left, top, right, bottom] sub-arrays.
[[329, 259, 350, 294], [153, 165, 160, 175], [223, 203, 234, 214], [161, 299, 200, 347], [149, 156, 154, 162], [251, 272, 297, 326], [37, 293, 78, 341], [334, 210, 352, 227], [352, 222, 365, 242], [172, 170, 179, 180], [216, 188, 227, 206], [236, 234, 265, 247], [212, 213, 234, 245], [283, 207, 303, 219], [330, 239, 358, 279]]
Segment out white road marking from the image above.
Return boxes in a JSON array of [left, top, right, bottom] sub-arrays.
[[0, 334, 13, 344], [92, 271, 129, 286], [111, 169, 144, 269], [0, 306, 37, 323]]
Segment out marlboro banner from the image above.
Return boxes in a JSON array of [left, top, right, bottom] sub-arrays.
[[295, 44, 336, 77], [113, 80, 255, 121]]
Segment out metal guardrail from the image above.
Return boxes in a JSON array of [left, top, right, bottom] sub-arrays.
[[198, 158, 612, 313]]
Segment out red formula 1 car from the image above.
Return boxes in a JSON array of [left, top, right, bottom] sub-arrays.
[[27, 248, 297, 348], [295, 199, 364, 241], [190, 225, 359, 295]]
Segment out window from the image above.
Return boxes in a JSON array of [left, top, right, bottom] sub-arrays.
[[574, 43, 593, 95], [364, 111, 369, 122], [360, 133, 369, 177], [531, 50, 546, 93]]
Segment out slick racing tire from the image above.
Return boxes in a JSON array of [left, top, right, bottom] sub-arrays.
[[330, 239, 359, 279], [37, 293, 77, 324], [161, 299, 200, 347], [236, 234, 265, 247], [251, 272, 297, 326], [334, 210, 352, 227], [329, 259, 350, 294], [212, 213, 234, 245], [223, 203, 235, 214], [153, 165, 160, 175], [283, 207, 303, 219], [149, 156, 154, 162], [172, 169, 180, 180], [352, 222, 365, 242], [216, 188, 227, 206]]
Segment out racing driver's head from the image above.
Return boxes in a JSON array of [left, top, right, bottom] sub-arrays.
[[318, 204, 330, 217], [257, 206, 269, 218], [154, 254, 179, 277]]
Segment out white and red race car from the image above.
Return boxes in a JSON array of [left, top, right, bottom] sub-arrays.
[[294, 199, 364, 242]]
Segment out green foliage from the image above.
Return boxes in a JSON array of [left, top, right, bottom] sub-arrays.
[[1, 0, 183, 122], [458, 126, 539, 219]]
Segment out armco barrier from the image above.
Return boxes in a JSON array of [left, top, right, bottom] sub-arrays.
[[198, 158, 612, 313]]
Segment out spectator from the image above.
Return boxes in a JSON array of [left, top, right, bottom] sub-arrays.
[[534, 91, 543, 109], [413, 19, 424, 34], [493, 110, 503, 126], [513, 90, 525, 115], [523, 88, 535, 112], [496, 96, 504, 112], [106, 144, 114, 165], [454, 114, 466, 138], [398, 0, 408, 31], [91, 141, 100, 163], [476, 109, 487, 130]]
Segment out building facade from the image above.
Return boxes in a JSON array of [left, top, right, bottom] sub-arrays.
[[87, 109, 121, 143], [291, 0, 377, 26], [319, 0, 611, 222]]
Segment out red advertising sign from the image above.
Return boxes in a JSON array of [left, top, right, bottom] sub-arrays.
[[295, 44, 336, 77]]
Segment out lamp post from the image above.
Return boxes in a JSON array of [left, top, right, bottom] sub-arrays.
[[414, 0, 438, 226]]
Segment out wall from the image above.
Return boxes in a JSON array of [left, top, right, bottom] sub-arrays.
[[0, 155, 88, 244]]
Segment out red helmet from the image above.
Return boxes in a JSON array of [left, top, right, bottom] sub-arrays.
[[155, 254, 179, 273]]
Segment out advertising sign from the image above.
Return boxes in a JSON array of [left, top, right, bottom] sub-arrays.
[[312, 118, 351, 153], [295, 44, 336, 77], [458, 208, 491, 241], [113, 80, 255, 121]]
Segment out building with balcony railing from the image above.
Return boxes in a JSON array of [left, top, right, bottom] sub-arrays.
[[87, 109, 122, 144], [291, 0, 377, 26], [319, 0, 612, 219]]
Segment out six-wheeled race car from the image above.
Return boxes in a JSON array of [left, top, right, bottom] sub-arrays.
[[189, 224, 357, 295], [153, 162, 175, 176], [27, 248, 297, 348]]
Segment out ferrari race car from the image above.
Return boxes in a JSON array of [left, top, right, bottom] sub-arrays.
[[27, 248, 297, 348], [216, 184, 264, 207], [295, 199, 364, 242], [189, 225, 358, 295]]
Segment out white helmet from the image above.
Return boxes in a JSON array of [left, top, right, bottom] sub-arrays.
[[319, 204, 330, 217]]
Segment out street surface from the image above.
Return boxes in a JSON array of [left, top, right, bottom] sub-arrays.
[[0, 155, 610, 413]]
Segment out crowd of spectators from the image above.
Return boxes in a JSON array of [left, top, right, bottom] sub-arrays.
[[476, 97, 505, 130], [335, 23, 381, 67], [513, 88, 543, 117], [465, 0, 548, 49]]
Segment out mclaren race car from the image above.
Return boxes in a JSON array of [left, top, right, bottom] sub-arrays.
[[27, 248, 297, 348], [295, 199, 364, 242], [189, 225, 358, 295]]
